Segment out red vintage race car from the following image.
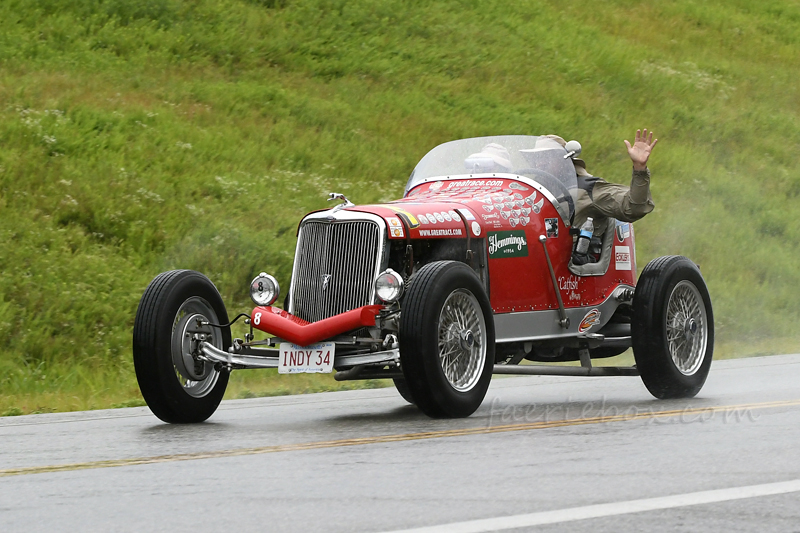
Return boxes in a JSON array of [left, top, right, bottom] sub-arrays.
[[133, 135, 714, 423]]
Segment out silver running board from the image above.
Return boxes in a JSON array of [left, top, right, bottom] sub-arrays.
[[493, 364, 639, 377]]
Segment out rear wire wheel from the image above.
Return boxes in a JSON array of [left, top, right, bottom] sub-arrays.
[[133, 270, 231, 423], [632, 256, 714, 399], [399, 261, 494, 418]]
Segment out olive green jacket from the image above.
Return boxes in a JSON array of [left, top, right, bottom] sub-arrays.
[[572, 167, 655, 236]]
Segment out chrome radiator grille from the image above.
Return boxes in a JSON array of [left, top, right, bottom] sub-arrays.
[[290, 220, 383, 323]]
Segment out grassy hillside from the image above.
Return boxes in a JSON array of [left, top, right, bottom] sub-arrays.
[[1, 0, 799, 414]]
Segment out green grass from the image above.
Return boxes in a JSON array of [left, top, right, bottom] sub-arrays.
[[1, 0, 799, 415]]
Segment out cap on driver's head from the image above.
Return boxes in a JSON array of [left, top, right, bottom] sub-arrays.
[[543, 134, 567, 148], [542, 134, 587, 172]]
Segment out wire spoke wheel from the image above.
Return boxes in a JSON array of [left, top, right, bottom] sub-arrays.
[[665, 281, 708, 376], [399, 261, 495, 418], [437, 289, 486, 392], [632, 256, 714, 399]]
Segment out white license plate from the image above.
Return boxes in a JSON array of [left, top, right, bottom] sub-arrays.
[[278, 342, 335, 374]]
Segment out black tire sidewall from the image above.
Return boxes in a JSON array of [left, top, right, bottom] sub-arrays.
[[632, 256, 714, 399], [399, 261, 495, 418], [133, 270, 231, 423]]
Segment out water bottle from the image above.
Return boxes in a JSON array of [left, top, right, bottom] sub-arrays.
[[572, 217, 594, 265]]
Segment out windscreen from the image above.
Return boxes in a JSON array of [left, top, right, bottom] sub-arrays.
[[405, 135, 579, 221]]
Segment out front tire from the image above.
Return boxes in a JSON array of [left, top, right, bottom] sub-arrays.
[[133, 270, 231, 423], [399, 261, 495, 418], [632, 256, 714, 399]]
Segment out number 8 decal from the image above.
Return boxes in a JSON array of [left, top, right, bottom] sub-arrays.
[[253, 312, 262, 326]]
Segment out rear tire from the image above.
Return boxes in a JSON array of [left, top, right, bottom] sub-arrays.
[[133, 270, 231, 423], [392, 378, 416, 405], [632, 256, 714, 399], [399, 261, 494, 418]]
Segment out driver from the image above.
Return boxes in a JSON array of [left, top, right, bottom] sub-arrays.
[[546, 129, 657, 240], [464, 143, 514, 173]]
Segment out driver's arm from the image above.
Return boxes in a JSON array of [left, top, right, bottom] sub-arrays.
[[590, 169, 655, 222]]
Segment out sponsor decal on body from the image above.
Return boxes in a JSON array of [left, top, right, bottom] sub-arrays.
[[384, 206, 420, 228], [387, 217, 405, 238], [488, 230, 528, 258], [558, 276, 583, 302], [444, 179, 505, 190], [419, 228, 463, 237], [616, 222, 631, 242], [426, 213, 436, 224], [615, 246, 632, 270], [457, 208, 476, 221], [558, 275, 579, 291], [578, 309, 601, 333], [508, 182, 528, 191], [545, 218, 559, 238], [418, 214, 429, 224], [471, 221, 482, 236]]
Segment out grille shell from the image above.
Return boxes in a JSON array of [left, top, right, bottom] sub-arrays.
[[289, 217, 385, 323]]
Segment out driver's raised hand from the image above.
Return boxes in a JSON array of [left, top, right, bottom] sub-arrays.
[[624, 129, 658, 171]]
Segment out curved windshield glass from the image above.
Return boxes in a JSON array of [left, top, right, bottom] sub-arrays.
[[405, 135, 579, 220]]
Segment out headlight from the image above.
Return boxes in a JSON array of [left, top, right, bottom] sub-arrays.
[[250, 273, 280, 306], [375, 269, 404, 303]]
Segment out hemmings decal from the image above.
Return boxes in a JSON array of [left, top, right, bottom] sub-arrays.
[[488, 231, 528, 258], [578, 309, 601, 333]]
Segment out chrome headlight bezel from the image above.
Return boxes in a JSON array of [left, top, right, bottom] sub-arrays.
[[374, 268, 404, 303], [250, 273, 280, 306]]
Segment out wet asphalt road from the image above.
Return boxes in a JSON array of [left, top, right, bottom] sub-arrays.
[[1, 354, 800, 532]]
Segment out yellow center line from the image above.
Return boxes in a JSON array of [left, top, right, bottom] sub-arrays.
[[2, 399, 798, 478]]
